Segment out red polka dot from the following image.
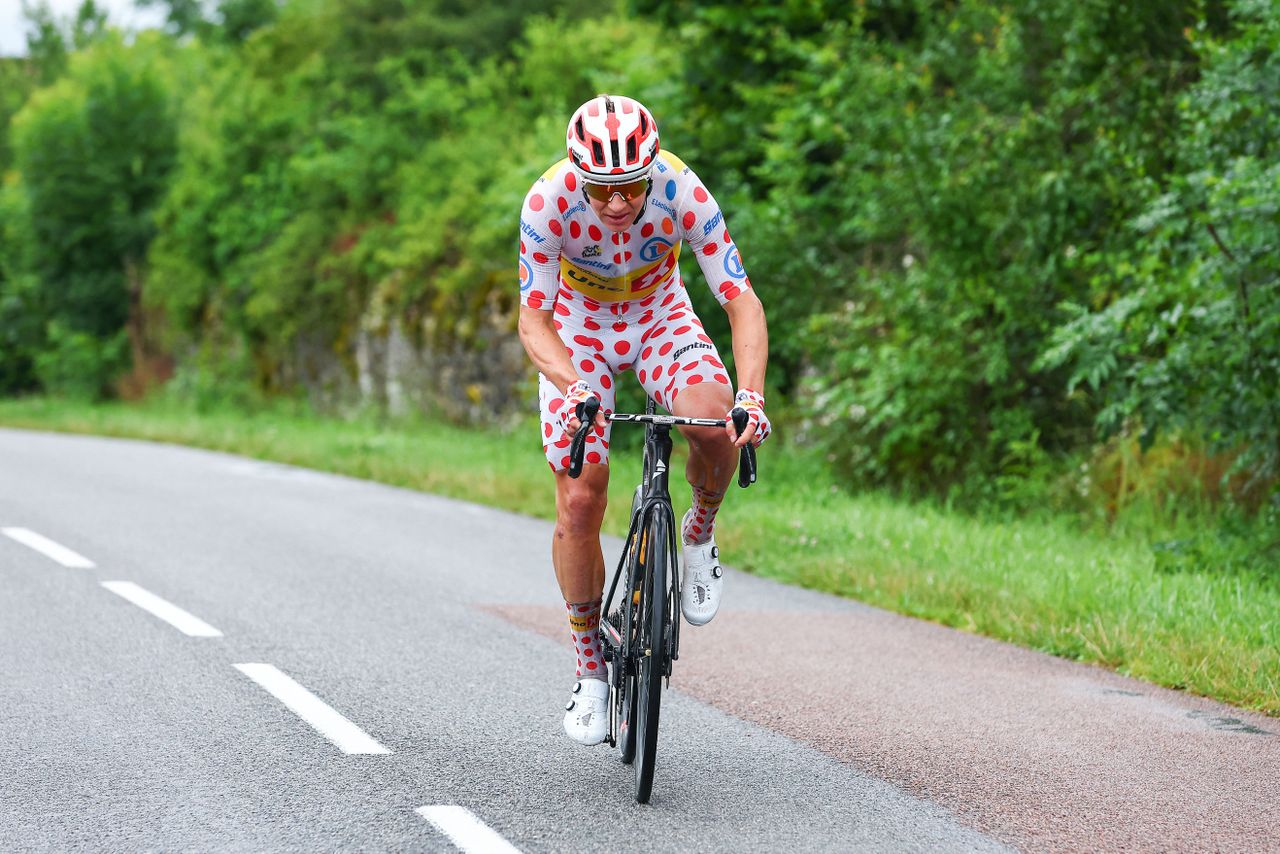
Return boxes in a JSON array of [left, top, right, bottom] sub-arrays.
[[641, 347, 652, 360], [674, 325, 691, 335], [583, 299, 601, 312], [683, 361, 698, 371], [586, 451, 602, 465], [668, 311, 686, 320], [580, 359, 595, 373], [583, 318, 601, 331], [653, 365, 664, 379], [723, 229, 731, 242], [543, 423, 552, 438], [584, 648, 594, 657], [682, 212, 696, 230], [554, 437, 571, 449], [586, 661, 598, 670], [557, 196, 568, 214], [527, 296, 542, 309], [553, 320, 563, 330], [661, 218, 673, 235], [694, 186, 709, 203], [565, 173, 577, 191], [549, 397, 564, 411], [612, 233, 622, 245], [588, 225, 603, 241], [661, 293, 676, 307], [714, 373, 730, 384], [724, 286, 742, 300], [612, 321, 628, 332], [533, 252, 549, 264], [639, 369, 647, 383], [569, 221, 581, 238], [622, 232, 632, 244], [600, 374, 612, 389], [561, 456, 571, 469], [703, 243, 718, 256], [614, 253, 623, 264], [520, 240, 526, 254], [573, 334, 603, 351], [659, 342, 673, 356], [641, 223, 654, 237], [555, 302, 569, 316], [687, 374, 703, 385], [529, 194, 544, 211], [549, 220, 562, 236], [615, 340, 630, 355], [624, 252, 632, 261]]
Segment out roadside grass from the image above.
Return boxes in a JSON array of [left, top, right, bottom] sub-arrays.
[[2, 396, 1276, 716]]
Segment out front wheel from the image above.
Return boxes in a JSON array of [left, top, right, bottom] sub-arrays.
[[633, 507, 672, 803]]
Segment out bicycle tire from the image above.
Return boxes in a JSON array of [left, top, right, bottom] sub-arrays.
[[633, 506, 671, 803]]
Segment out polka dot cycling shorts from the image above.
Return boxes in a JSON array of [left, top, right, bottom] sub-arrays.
[[538, 293, 732, 472]]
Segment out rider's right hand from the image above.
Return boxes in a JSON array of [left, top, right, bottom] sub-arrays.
[[556, 380, 605, 436]]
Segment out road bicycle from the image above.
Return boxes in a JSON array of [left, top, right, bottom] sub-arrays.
[[568, 395, 756, 803]]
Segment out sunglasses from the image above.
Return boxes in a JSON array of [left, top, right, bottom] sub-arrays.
[[582, 178, 650, 203]]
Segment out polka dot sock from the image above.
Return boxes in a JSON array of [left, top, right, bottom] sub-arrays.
[[567, 599, 606, 681], [683, 485, 725, 545]]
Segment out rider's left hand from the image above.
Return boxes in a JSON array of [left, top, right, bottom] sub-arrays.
[[727, 388, 770, 448]]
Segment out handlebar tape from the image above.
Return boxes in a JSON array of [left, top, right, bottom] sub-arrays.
[[567, 396, 601, 479], [731, 407, 757, 488]]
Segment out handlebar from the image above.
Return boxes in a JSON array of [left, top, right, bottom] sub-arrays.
[[568, 397, 758, 487]]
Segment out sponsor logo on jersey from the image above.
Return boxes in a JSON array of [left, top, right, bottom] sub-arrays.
[[723, 243, 746, 279], [519, 257, 533, 291], [702, 210, 723, 236], [639, 236, 673, 263], [583, 244, 601, 257], [651, 199, 677, 219], [559, 243, 681, 303], [673, 341, 712, 360], [560, 200, 586, 221], [571, 256, 612, 272], [520, 218, 545, 244]]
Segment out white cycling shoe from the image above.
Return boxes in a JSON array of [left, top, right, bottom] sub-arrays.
[[680, 510, 724, 626], [563, 678, 609, 746]]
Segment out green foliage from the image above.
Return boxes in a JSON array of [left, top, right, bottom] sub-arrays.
[[1039, 0, 1280, 506], [3, 32, 177, 395]]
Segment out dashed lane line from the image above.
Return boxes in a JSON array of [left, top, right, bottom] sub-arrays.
[[234, 663, 390, 755], [2, 527, 96, 568], [101, 581, 224, 637], [416, 806, 522, 854]]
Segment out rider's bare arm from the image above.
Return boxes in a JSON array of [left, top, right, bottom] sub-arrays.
[[723, 289, 768, 393]]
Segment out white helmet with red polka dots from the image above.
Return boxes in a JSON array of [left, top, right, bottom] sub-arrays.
[[566, 94, 660, 185]]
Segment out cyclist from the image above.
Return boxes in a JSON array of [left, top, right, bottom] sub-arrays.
[[517, 94, 771, 746]]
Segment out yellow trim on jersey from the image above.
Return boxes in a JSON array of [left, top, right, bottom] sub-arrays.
[[560, 243, 682, 303], [540, 157, 570, 182], [656, 150, 688, 173]]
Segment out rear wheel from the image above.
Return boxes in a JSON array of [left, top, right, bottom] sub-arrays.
[[633, 507, 672, 803]]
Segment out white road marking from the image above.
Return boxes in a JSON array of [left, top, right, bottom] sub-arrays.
[[416, 806, 522, 854], [101, 581, 224, 637], [2, 527, 95, 568], [234, 663, 390, 755]]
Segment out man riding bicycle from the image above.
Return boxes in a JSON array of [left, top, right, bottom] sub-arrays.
[[516, 94, 771, 746]]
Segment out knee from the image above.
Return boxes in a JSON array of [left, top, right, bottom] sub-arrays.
[[557, 477, 608, 535]]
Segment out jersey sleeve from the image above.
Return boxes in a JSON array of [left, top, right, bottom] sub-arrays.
[[674, 164, 753, 306], [518, 180, 563, 311]]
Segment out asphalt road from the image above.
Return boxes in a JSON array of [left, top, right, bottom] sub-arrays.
[[1, 427, 1275, 853]]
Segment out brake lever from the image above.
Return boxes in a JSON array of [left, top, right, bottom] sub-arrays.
[[731, 407, 757, 488], [567, 396, 601, 479]]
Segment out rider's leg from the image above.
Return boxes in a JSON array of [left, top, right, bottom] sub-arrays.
[[553, 464, 611, 745], [553, 463, 609, 676], [672, 382, 736, 544]]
